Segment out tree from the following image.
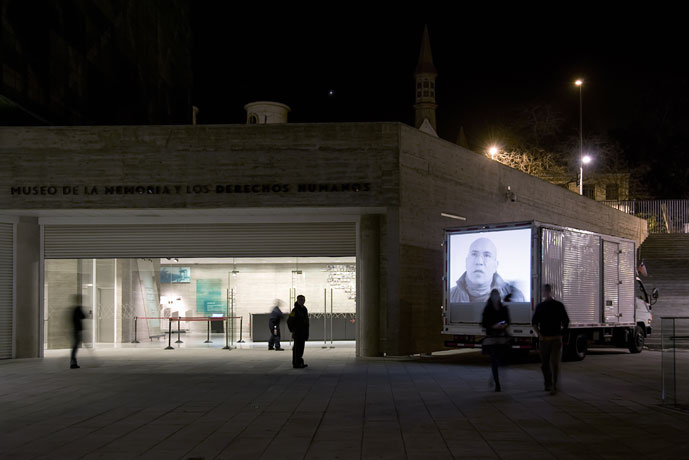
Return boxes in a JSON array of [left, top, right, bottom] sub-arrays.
[[486, 103, 646, 198], [486, 147, 569, 181]]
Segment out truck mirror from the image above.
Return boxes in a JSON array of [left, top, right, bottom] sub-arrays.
[[651, 288, 659, 306]]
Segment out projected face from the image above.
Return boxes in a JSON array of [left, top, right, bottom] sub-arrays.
[[448, 228, 531, 304], [465, 238, 498, 287]]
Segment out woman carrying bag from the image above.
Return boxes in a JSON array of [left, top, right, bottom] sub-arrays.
[[481, 289, 511, 392]]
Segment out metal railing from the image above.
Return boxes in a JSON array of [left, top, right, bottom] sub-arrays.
[[661, 317, 689, 409], [602, 200, 689, 234]]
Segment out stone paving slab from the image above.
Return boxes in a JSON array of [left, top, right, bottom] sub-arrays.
[[1, 346, 689, 459]]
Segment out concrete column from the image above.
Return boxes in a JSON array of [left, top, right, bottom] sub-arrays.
[[15, 217, 40, 358], [358, 214, 381, 357], [384, 207, 402, 356]]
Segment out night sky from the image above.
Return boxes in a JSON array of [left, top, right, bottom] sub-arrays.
[[191, 13, 688, 148], [190, 11, 689, 197]]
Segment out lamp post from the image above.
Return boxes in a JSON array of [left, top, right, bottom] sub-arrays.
[[575, 79, 583, 194]]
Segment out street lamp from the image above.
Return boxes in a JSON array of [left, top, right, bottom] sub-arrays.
[[488, 146, 498, 159], [575, 79, 584, 194], [580, 154, 592, 196]]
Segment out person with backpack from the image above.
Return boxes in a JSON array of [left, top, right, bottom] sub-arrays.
[[287, 295, 309, 368]]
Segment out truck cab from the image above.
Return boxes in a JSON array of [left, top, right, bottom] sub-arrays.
[[635, 276, 658, 336]]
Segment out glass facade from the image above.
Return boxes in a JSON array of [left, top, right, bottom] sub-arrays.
[[44, 257, 356, 349]]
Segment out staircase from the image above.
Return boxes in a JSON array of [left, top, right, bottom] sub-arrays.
[[638, 234, 689, 349]]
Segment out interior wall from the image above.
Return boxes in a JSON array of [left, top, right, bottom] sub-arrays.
[[127, 259, 163, 341], [159, 261, 356, 335], [45, 259, 79, 349], [95, 260, 116, 343]]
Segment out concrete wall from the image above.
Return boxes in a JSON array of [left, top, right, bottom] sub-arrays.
[[0, 123, 400, 210], [15, 218, 40, 357], [395, 125, 648, 355]]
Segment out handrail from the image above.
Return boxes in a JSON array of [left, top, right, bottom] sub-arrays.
[[603, 199, 689, 234]]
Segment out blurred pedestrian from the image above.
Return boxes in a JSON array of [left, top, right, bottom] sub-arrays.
[[481, 289, 510, 392], [268, 300, 285, 351], [532, 284, 570, 395], [70, 294, 86, 369]]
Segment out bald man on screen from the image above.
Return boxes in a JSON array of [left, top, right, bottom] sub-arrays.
[[450, 237, 525, 303]]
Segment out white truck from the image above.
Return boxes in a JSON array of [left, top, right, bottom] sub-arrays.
[[442, 221, 658, 360]]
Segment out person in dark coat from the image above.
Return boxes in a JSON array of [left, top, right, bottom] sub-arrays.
[[70, 294, 86, 369], [532, 284, 570, 395], [287, 295, 309, 368], [481, 289, 511, 392], [268, 300, 285, 351]]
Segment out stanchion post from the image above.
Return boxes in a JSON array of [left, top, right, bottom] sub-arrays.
[[289, 288, 293, 348], [322, 288, 327, 348], [230, 289, 235, 348], [222, 316, 231, 350], [131, 316, 140, 343], [164, 318, 174, 349], [330, 288, 335, 348], [238, 316, 245, 343], [204, 318, 212, 343], [175, 318, 183, 343]]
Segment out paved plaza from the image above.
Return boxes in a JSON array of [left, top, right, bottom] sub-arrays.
[[1, 343, 688, 460]]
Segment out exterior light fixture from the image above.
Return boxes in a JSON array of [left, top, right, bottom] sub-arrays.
[[488, 146, 498, 159], [441, 212, 467, 221]]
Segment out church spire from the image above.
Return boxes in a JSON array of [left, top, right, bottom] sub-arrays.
[[416, 25, 437, 75], [414, 25, 438, 134]]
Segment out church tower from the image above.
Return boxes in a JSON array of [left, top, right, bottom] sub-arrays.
[[414, 25, 438, 134]]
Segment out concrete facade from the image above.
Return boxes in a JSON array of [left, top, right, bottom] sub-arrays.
[[0, 122, 648, 358]]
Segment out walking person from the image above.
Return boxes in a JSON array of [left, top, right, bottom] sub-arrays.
[[70, 294, 86, 369], [287, 295, 309, 368], [532, 284, 570, 395], [268, 300, 285, 351], [481, 289, 510, 392]]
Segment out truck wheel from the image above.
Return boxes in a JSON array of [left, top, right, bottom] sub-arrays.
[[628, 326, 645, 354], [565, 333, 587, 361]]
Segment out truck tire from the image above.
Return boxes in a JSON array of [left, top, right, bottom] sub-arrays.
[[565, 333, 587, 361], [628, 326, 645, 354]]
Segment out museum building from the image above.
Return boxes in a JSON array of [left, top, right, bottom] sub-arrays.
[[0, 29, 647, 360]]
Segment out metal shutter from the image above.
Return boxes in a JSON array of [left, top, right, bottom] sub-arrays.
[[43, 222, 356, 259], [562, 230, 601, 324], [0, 223, 13, 359]]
